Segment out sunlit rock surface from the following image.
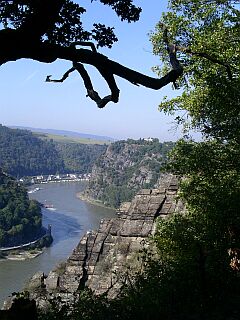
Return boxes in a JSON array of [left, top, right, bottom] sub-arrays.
[[24, 174, 184, 307]]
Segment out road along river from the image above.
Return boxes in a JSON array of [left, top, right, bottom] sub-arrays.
[[0, 181, 115, 305]]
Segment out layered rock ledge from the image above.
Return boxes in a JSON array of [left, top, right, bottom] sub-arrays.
[[16, 174, 183, 309]]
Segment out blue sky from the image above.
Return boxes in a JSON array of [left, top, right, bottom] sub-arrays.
[[0, 0, 185, 141]]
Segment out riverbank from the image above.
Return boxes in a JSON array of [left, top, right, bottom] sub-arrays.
[[0, 226, 53, 264], [23, 175, 180, 307], [0, 181, 116, 306], [76, 192, 115, 210], [21, 173, 91, 186], [0, 249, 43, 261]]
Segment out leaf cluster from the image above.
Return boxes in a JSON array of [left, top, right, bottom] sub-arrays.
[[0, 0, 141, 48], [150, 0, 240, 140]]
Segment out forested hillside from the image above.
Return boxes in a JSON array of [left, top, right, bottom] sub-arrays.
[[0, 169, 42, 247], [54, 143, 107, 174], [0, 125, 64, 177], [83, 139, 174, 208], [0, 125, 107, 177]]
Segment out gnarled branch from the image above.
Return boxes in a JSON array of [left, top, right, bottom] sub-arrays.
[[46, 41, 120, 108], [0, 26, 183, 108], [161, 23, 182, 89], [45, 39, 182, 108], [46, 59, 120, 108], [46, 67, 75, 83]]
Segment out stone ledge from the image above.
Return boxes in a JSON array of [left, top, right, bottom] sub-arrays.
[[25, 174, 184, 308]]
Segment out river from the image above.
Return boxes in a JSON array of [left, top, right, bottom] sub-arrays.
[[0, 181, 115, 305]]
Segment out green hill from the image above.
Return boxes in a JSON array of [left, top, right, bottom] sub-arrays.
[[0, 125, 64, 177], [55, 142, 107, 174], [0, 125, 107, 177], [34, 132, 111, 145], [0, 169, 42, 247], [10, 126, 114, 144]]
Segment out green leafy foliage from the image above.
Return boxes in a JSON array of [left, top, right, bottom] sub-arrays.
[[150, 1, 240, 279], [150, 0, 240, 141], [0, 170, 42, 247], [166, 139, 240, 261]]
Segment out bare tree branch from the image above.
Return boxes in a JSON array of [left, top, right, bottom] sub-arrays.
[[46, 55, 120, 108], [43, 37, 183, 108], [0, 30, 183, 108], [73, 61, 119, 108], [161, 23, 182, 89], [46, 67, 75, 83]]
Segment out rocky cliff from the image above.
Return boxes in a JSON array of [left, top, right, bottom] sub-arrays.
[[19, 174, 183, 310], [82, 139, 174, 208]]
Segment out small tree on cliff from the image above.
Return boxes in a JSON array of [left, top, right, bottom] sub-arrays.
[[0, 0, 183, 109]]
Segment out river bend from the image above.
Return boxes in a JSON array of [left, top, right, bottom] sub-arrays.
[[0, 182, 115, 305]]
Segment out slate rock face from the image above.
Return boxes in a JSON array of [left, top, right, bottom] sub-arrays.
[[82, 140, 175, 208], [26, 174, 183, 307]]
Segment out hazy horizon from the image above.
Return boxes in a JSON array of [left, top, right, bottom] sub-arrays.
[[0, 0, 198, 142], [5, 124, 184, 142]]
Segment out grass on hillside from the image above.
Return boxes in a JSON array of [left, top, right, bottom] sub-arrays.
[[34, 132, 111, 145]]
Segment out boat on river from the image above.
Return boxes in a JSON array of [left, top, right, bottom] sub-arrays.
[[42, 203, 57, 211], [28, 187, 42, 194]]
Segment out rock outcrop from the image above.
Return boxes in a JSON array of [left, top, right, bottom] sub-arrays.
[[24, 174, 183, 308], [82, 139, 174, 208]]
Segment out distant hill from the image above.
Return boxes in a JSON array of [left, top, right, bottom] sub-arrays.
[[10, 126, 114, 144], [0, 125, 65, 177], [0, 125, 107, 177], [34, 132, 110, 146]]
